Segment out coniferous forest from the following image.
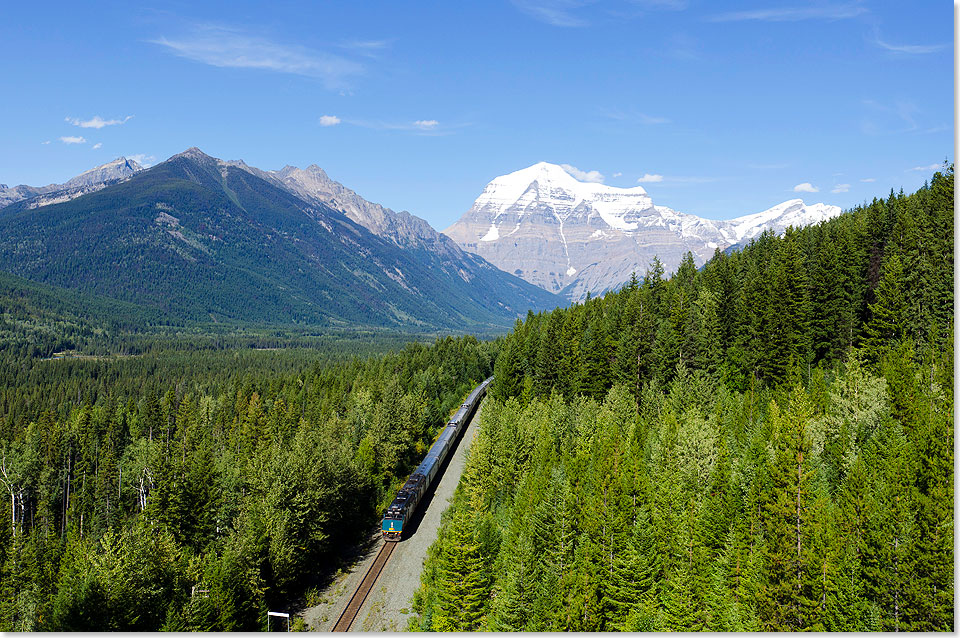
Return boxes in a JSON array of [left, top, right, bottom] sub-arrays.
[[0, 334, 495, 630], [0, 167, 952, 632], [410, 167, 954, 631]]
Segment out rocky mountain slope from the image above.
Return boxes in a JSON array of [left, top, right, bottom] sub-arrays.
[[0, 149, 559, 331], [444, 162, 842, 300], [0, 157, 142, 209]]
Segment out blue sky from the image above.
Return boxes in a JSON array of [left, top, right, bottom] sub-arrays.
[[0, 1, 952, 228]]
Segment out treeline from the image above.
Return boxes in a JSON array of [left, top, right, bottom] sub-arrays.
[[412, 167, 953, 631], [493, 166, 953, 399], [0, 267, 452, 361], [0, 335, 496, 630]]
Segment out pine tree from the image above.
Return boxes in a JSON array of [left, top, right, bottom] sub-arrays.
[[758, 390, 816, 630], [862, 253, 907, 362], [431, 509, 489, 631]]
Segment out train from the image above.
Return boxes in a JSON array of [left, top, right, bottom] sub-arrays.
[[381, 376, 493, 541]]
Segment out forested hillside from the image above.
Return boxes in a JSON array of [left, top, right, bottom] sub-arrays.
[[0, 149, 560, 332], [412, 167, 954, 631], [0, 335, 496, 630]]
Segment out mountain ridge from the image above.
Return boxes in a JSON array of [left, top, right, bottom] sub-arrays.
[[0, 157, 142, 210], [0, 148, 560, 331]]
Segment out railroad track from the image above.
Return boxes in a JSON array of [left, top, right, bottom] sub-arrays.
[[331, 540, 397, 632]]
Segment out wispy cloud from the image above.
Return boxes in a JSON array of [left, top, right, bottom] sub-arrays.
[[793, 182, 819, 193], [870, 28, 947, 55], [860, 177, 876, 182], [336, 39, 391, 58], [831, 183, 850, 193], [612, 171, 623, 178], [511, 0, 591, 27], [861, 99, 919, 135], [150, 25, 364, 89], [339, 117, 460, 135], [41, 140, 51, 145], [59, 136, 87, 145], [92, 142, 103, 150], [66, 115, 133, 129], [561, 164, 605, 183], [708, 3, 866, 22], [748, 162, 789, 170], [638, 173, 721, 185], [600, 107, 671, 125], [909, 163, 943, 172], [318, 115, 341, 127], [637, 173, 664, 183], [633, 0, 687, 9], [663, 32, 700, 60]]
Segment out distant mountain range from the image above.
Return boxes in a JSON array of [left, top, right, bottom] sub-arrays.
[[0, 149, 559, 332], [445, 162, 842, 300], [0, 157, 142, 209]]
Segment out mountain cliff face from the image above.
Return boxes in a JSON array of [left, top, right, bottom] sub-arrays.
[[0, 157, 142, 209], [0, 149, 559, 331], [444, 162, 842, 300], [230, 161, 452, 254]]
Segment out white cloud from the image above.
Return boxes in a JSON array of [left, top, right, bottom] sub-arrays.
[[513, 0, 687, 26], [336, 39, 391, 58], [708, 4, 866, 22], [561, 163, 605, 183], [66, 115, 133, 129], [861, 177, 876, 182], [793, 182, 819, 193], [601, 107, 670, 125], [318, 115, 341, 126], [151, 25, 364, 90], [511, 0, 589, 27], [59, 136, 87, 145], [612, 172, 623, 178], [871, 28, 948, 55], [340, 118, 458, 135], [92, 142, 103, 150], [831, 183, 850, 193], [635, 0, 687, 9], [41, 140, 51, 145], [637, 173, 664, 183], [909, 163, 943, 172], [128, 154, 156, 167]]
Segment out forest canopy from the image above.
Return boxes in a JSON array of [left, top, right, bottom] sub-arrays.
[[0, 334, 496, 630], [411, 167, 954, 632]]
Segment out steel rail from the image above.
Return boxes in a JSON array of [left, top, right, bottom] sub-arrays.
[[331, 540, 397, 632]]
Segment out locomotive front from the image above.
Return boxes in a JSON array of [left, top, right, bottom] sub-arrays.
[[382, 506, 404, 540]]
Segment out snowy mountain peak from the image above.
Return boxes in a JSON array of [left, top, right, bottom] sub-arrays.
[[472, 161, 655, 234], [476, 161, 649, 213], [446, 163, 845, 301], [724, 199, 842, 243]]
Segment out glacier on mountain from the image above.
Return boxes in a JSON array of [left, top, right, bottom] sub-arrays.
[[444, 162, 842, 301]]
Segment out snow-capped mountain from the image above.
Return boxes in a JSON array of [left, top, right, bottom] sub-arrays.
[[719, 199, 842, 245], [444, 162, 842, 301], [0, 157, 142, 210]]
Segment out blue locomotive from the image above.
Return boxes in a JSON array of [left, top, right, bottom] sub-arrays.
[[381, 377, 493, 541]]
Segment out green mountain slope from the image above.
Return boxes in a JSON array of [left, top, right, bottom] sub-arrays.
[[0, 148, 560, 331]]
